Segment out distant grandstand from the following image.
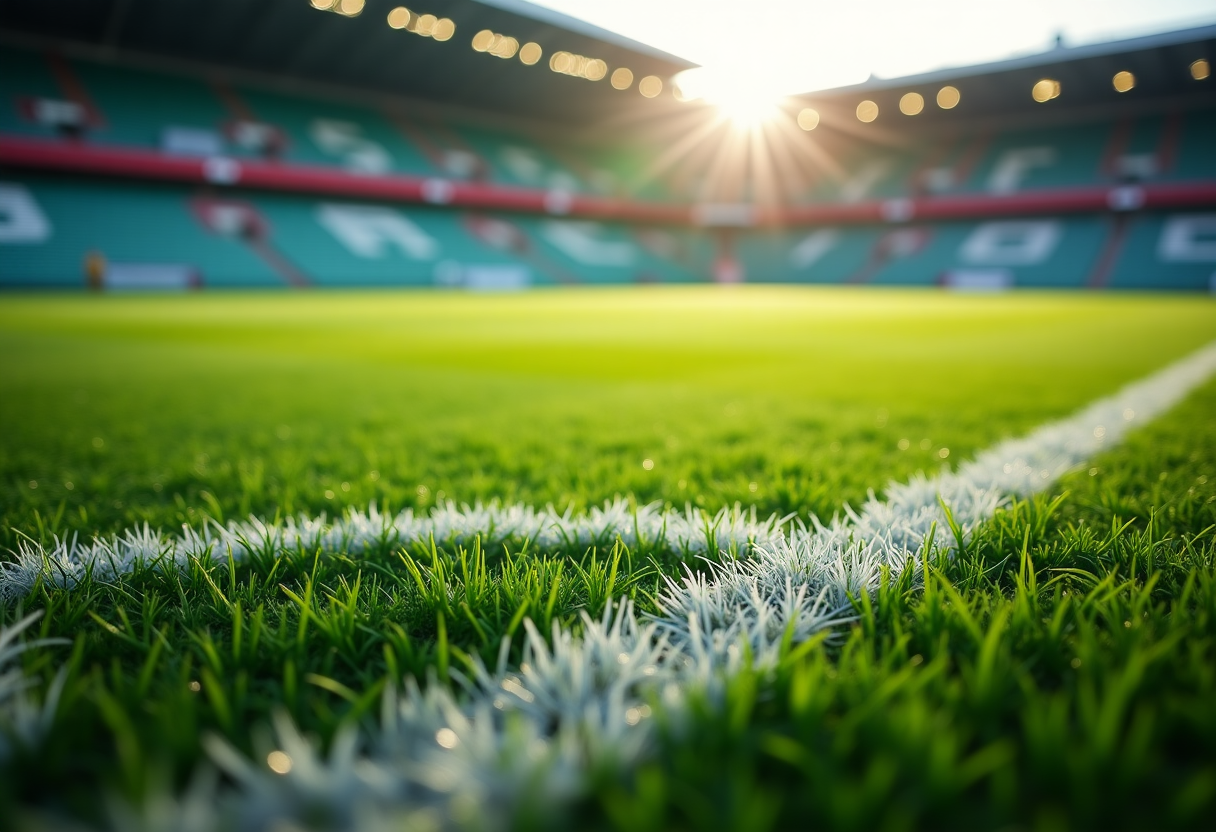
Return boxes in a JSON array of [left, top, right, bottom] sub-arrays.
[[0, 0, 1214, 290]]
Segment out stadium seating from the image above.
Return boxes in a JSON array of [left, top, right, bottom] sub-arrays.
[[2, 44, 1214, 291], [0, 174, 708, 289]]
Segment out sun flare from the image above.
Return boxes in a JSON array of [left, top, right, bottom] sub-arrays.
[[673, 67, 786, 127]]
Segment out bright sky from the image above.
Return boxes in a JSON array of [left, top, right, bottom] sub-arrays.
[[529, 0, 1216, 94]]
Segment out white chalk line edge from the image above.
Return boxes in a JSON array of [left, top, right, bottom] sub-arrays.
[[2, 341, 1216, 830]]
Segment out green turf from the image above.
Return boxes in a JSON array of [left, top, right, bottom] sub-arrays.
[[2, 287, 1215, 830], [2, 288, 1213, 543]]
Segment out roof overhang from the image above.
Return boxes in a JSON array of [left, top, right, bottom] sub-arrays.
[[797, 23, 1216, 130], [0, 0, 696, 124]]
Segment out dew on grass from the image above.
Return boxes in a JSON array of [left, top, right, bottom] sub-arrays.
[[501, 678, 534, 703], [436, 729, 459, 749], [1123, 408, 1135, 420], [1093, 425, 1106, 439], [324, 490, 335, 499], [642, 459, 654, 470], [369, 470, 380, 481], [898, 438, 910, 450], [188, 681, 201, 692], [417, 485, 430, 497], [1089, 468, 1099, 476], [340, 482, 350, 492], [938, 448, 950, 459], [267, 751, 292, 774], [65, 482, 74, 490], [919, 438, 932, 450], [92, 437, 104, 449], [1071, 658, 1082, 668], [748, 481, 758, 492], [28, 480, 37, 489]]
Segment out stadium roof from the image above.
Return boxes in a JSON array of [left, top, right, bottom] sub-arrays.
[[0, 0, 695, 123], [799, 23, 1216, 128]]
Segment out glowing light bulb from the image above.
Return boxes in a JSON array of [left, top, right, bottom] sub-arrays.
[[386, 7, 410, 29], [519, 42, 542, 65], [1032, 78, 1061, 102], [937, 86, 960, 109], [611, 67, 634, 90], [899, 92, 924, 115]]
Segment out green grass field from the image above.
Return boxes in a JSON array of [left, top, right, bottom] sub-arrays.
[[2, 287, 1216, 831]]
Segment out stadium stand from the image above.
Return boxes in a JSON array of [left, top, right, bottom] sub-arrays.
[[0, 0, 1214, 290]]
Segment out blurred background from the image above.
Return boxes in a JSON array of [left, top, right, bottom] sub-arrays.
[[0, 0, 1214, 291]]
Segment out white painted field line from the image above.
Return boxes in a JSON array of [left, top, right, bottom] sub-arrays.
[[3, 341, 1216, 830]]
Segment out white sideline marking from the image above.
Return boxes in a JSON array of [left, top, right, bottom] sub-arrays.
[[4, 341, 1216, 827]]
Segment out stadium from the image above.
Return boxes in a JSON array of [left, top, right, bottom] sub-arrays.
[[1, 0, 1215, 829]]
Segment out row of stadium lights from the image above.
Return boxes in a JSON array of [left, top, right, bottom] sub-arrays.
[[309, 1, 667, 97], [794, 85, 961, 130], [315, 0, 458, 40], [468, 29, 664, 96], [310, 5, 1212, 122], [800, 59, 1212, 130]]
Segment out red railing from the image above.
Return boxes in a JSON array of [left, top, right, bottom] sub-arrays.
[[3, 135, 1215, 227]]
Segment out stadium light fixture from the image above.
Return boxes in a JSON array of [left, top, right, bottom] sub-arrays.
[[491, 37, 520, 59], [471, 30, 495, 52], [386, 6, 453, 40], [549, 52, 608, 80], [899, 92, 924, 115], [472, 30, 519, 59], [311, 0, 364, 17], [415, 13, 437, 35], [638, 76, 664, 99], [1112, 71, 1135, 93], [387, 7, 410, 28], [670, 68, 783, 126], [856, 100, 878, 122], [1192, 59, 1211, 81], [431, 18, 455, 41], [936, 86, 960, 109], [519, 42, 543, 66], [1032, 78, 1061, 102], [797, 108, 819, 131]]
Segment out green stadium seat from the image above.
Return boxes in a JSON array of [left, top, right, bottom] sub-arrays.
[[0, 176, 282, 289], [0, 47, 76, 140]]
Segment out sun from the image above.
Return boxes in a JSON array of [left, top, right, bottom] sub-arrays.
[[673, 67, 785, 128]]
